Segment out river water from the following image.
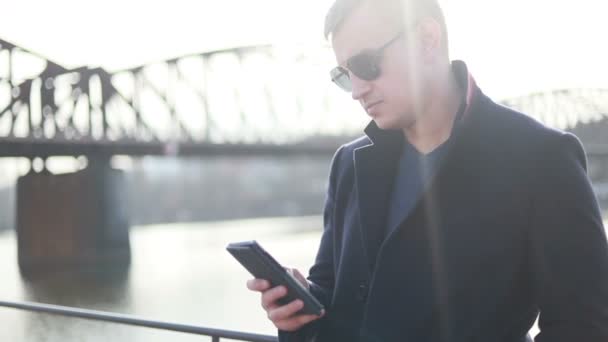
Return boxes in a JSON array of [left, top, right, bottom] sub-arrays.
[[0, 216, 323, 341], [2, 215, 607, 341]]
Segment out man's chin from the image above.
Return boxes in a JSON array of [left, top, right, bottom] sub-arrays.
[[373, 115, 414, 131], [373, 118, 402, 131]]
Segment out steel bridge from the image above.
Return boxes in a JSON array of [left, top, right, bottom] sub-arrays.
[[0, 38, 361, 159], [1, 38, 607, 158], [502, 87, 608, 156]]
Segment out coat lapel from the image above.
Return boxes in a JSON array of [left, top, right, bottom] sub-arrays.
[[354, 122, 403, 272], [380, 66, 486, 248], [361, 88, 490, 341], [354, 61, 484, 274]]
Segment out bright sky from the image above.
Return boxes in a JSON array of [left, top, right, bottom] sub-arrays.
[[0, 0, 608, 185], [1, 0, 607, 100]]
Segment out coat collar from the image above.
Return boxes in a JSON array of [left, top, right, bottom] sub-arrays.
[[354, 60, 482, 272], [363, 60, 477, 145]]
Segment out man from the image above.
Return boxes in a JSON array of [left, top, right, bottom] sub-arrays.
[[247, 0, 608, 341]]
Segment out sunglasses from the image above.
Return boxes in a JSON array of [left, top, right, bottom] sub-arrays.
[[330, 31, 404, 92]]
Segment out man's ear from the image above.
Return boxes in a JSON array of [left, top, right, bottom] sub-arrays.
[[416, 17, 443, 62]]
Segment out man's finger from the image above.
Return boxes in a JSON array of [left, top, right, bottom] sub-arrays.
[[247, 279, 270, 292], [268, 299, 304, 322], [261, 285, 287, 310], [274, 311, 324, 331], [291, 269, 309, 289]]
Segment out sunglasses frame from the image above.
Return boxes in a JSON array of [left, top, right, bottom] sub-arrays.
[[330, 31, 404, 92]]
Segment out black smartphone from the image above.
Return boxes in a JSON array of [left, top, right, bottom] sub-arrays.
[[226, 240, 324, 316]]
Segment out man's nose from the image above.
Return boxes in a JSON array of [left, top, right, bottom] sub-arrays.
[[351, 75, 372, 101]]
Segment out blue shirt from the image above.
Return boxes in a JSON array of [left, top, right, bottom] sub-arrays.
[[384, 98, 466, 239], [385, 139, 451, 237]]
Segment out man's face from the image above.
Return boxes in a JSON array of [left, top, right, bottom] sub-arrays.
[[331, 1, 426, 130]]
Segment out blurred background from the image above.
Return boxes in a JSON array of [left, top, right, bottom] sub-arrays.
[[0, 0, 607, 340]]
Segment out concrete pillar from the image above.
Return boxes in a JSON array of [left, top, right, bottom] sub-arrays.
[[16, 158, 130, 276]]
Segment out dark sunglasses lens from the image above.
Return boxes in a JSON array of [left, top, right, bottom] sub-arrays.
[[348, 52, 380, 81], [330, 68, 352, 92]]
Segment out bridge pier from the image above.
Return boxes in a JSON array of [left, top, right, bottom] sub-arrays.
[[16, 157, 131, 276]]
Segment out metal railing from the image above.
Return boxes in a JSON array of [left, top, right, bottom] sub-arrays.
[[0, 299, 278, 342]]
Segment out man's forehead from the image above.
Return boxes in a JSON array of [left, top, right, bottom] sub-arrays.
[[331, 5, 402, 64]]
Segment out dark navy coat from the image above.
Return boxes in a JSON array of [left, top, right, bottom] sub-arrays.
[[281, 64, 608, 342]]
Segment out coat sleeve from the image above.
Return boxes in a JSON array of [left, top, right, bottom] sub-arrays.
[[278, 145, 344, 342], [530, 133, 608, 341]]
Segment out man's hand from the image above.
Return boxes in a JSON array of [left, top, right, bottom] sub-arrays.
[[246, 268, 325, 332]]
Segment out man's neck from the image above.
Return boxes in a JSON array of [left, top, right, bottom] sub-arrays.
[[402, 68, 463, 154]]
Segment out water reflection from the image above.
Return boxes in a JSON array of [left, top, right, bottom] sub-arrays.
[[21, 269, 134, 342], [1, 215, 607, 341], [0, 216, 322, 341]]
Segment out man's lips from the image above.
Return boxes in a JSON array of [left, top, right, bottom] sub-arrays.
[[365, 101, 383, 112]]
